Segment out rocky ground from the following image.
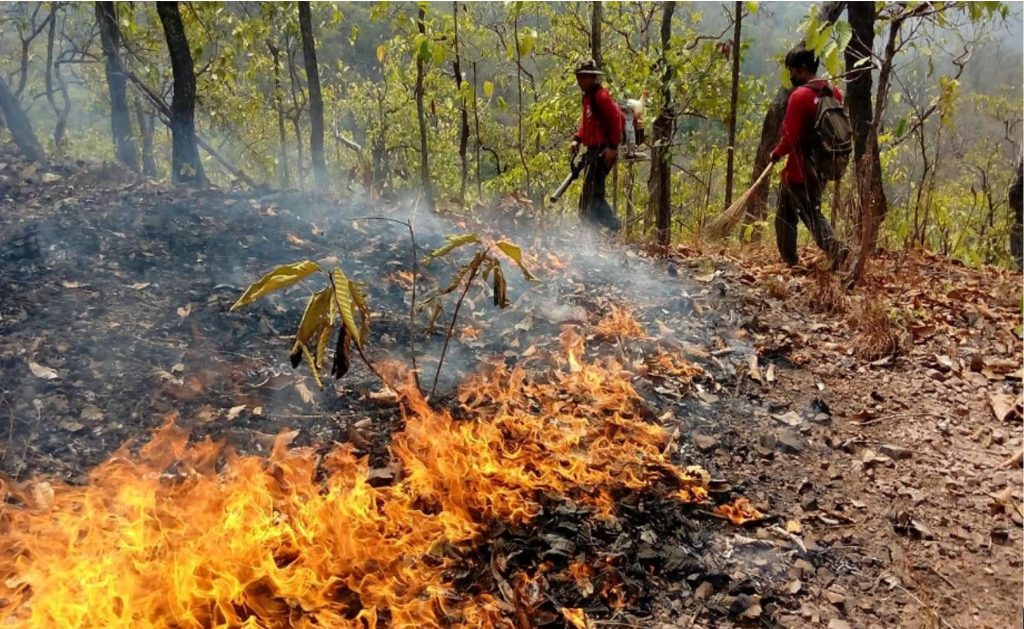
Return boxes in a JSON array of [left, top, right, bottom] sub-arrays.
[[0, 145, 1020, 628]]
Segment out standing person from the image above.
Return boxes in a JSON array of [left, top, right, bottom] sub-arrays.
[[770, 47, 850, 270], [570, 59, 624, 232]]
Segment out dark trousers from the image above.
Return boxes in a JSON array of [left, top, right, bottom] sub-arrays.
[[579, 147, 621, 232], [775, 179, 846, 266]]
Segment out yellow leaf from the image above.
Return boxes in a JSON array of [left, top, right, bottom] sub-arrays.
[[495, 241, 537, 280], [315, 324, 334, 370], [231, 260, 321, 311], [299, 342, 324, 389], [28, 360, 59, 380], [561, 608, 588, 629], [423, 233, 480, 264], [332, 269, 362, 348], [376, 43, 386, 63], [290, 288, 334, 361]]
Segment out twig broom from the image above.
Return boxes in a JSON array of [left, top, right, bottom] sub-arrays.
[[705, 163, 775, 239]]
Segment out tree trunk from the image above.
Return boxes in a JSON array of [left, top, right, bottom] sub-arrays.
[[0, 76, 45, 162], [45, 3, 71, 150], [743, 1, 846, 225], [472, 59, 482, 196], [96, 1, 138, 170], [513, 8, 530, 198], [268, 40, 290, 188], [650, 1, 676, 246], [298, 1, 326, 189], [415, 6, 436, 210], [157, 1, 204, 185], [286, 39, 306, 190], [724, 1, 742, 208], [1009, 155, 1022, 266], [590, 2, 602, 66], [453, 2, 470, 206], [134, 97, 157, 177], [845, 1, 884, 238]]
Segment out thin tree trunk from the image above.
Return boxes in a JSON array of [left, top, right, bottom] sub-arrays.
[[157, 2, 203, 184], [513, 7, 530, 197], [724, 1, 742, 208], [453, 2, 470, 206], [845, 1, 884, 242], [0, 76, 45, 162], [590, 2, 602, 66], [45, 2, 71, 149], [743, 1, 846, 226], [472, 59, 482, 196], [96, 1, 138, 170], [134, 97, 157, 177], [415, 6, 436, 210], [298, 1, 326, 189], [268, 40, 290, 187], [286, 39, 306, 190], [650, 1, 676, 245], [1010, 155, 1022, 266]]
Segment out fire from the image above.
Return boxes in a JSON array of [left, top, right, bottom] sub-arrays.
[[713, 497, 765, 525], [1, 329, 736, 627], [593, 305, 648, 340]]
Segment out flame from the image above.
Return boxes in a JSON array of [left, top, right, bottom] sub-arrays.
[[2, 329, 720, 627], [593, 305, 648, 340], [713, 497, 765, 525]]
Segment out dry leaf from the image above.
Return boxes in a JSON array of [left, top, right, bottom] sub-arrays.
[[177, 304, 192, 318], [28, 360, 59, 380], [80, 404, 103, 422], [227, 405, 246, 420], [129, 282, 151, 290], [60, 280, 83, 289], [295, 381, 315, 405], [196, 405, 217, 423]]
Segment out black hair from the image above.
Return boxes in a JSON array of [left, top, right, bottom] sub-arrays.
[[784, 46, 819, 73]]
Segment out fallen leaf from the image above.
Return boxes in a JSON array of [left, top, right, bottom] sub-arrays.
[[196, 405, 217, 423], [177, 304, 192, 318], [80, 404, 103, 421], [989, 392, 1022, 422], [129, 282, 151, 290], [227, 405, 246, 420], [28, 360, 58, 380], [60, 280, 84, 289], [295, 381, 315, 404]]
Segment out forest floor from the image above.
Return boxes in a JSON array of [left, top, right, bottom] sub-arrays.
[[0, 144, 1021, 628]]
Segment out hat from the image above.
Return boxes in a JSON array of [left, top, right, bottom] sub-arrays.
[[574, 59, 603, 75]]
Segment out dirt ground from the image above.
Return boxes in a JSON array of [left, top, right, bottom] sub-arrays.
[[1, 147, 1021, 628]]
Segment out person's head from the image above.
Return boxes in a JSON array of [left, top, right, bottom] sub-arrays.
[[784, 46, 819, 87], [574, 59, 603, 91]]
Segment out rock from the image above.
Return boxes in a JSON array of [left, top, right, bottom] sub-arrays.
[[694, 581, 714, 601], [878, 444, 912, 460], [692, 433, 719, 452], [774, 428, 804, 454]]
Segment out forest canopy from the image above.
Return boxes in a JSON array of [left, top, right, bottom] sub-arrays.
[[1, 1, 1021, 269]]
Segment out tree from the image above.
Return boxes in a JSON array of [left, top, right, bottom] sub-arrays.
[[268, 40, 290, 188], [415, 5, 436, 210], [156, 1, 204, 185], [0, 75, 45, 162], [590, 2, 602, 66], [96, 1, 138, 171], [1011, 155, 1023, 266], [724, 1, 742, 208], [453, 2, 470, 206], [298, 1, 327, 190], [44, 2, 71, 150], [844, 1, 883, 241], [650, 1, 676, 245], [134, 97, 157, 177]]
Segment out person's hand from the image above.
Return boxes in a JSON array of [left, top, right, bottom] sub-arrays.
[[570, 140, 580, 156], [602, 147, 618, 166]]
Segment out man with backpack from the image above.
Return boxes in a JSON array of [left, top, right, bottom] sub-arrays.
[[770, 47, 852, 270], [570, 59, 624, 232]]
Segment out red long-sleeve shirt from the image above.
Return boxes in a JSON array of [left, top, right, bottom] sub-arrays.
[[771, 79, 843, 184], [574, 85, 624, 148]]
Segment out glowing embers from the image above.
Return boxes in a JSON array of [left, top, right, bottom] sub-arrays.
[[1, 329, 718, 628]]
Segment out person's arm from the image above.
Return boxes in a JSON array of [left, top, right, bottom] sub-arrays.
[[771, 88, 809, 162]]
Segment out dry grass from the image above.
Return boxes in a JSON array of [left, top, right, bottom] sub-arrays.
[[849, 299, 905, 361], [764, 276, 789, 300], [805, 269, 848, 314]]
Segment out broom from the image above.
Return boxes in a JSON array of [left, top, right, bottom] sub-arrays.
[[705, 162, 775, 239]]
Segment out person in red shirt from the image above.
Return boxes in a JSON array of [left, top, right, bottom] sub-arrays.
[[770, 47, 850, 270], [569, 59, 624, 232]]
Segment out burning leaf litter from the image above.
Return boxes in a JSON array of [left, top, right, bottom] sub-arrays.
[[1, 328, 752, 628]]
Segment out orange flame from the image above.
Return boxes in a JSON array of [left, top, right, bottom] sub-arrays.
[[713, 497, 765, 525], [593, 305, 648, 340], [1, 330, 719, 627]]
